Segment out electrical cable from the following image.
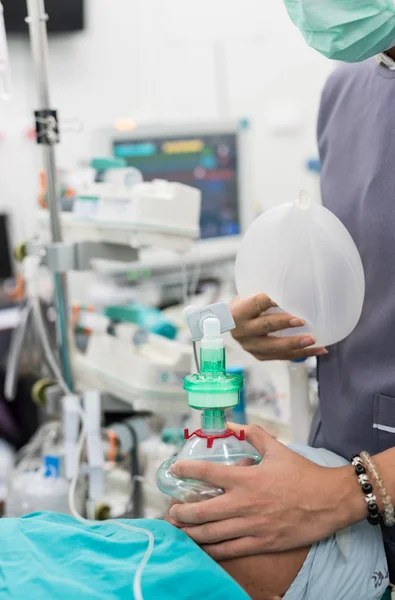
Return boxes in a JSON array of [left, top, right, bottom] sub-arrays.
[[32, 296, 71, 396]]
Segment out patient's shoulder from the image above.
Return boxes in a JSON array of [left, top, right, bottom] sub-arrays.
[[287, 443, 348, 467]]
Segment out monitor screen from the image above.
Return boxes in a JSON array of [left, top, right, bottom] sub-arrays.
[[2, 0, 84, 33], [113, 133, 241, 240]]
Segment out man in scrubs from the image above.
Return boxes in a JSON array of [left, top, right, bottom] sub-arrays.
[[168, 0, 395, 590]]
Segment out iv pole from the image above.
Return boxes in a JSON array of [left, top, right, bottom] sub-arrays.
[[25, 0, 73, 390]]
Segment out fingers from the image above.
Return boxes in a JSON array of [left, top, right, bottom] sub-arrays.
[[169, 499, 181, 508], [243, 334, 316, 360], [164, 499, 183, 526], [182, 517, 246, 545], [250, 345, 327, 361], [229, 293, 330, 363], [170, 459, 236, 489], [245, 312, 303, 336], [170, 494, 240, 525], [202, 536, 262, 561], [289, 346, 328, 360], [242, 424, 279, 456], [165, 513, 181, 527], [231, 293, 275, 320], [226, 421, 244, 435], [227, 422, 277, 450]]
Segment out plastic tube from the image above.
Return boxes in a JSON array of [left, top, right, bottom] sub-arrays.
[[23, 255, 71, 396], [32, 296, 71, 396]]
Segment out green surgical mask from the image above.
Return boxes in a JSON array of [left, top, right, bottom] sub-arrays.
[[283, 0, 395, 62]]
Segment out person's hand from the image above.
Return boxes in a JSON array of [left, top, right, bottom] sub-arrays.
[[231, 293, 327, 361], [168, 425, 365, 561], [164, 499, 182, 526]]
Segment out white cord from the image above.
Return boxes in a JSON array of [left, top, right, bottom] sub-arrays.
[[68, 404, 155, 600]]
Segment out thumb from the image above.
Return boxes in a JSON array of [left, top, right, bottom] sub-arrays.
[[229, 423, 279, 456]]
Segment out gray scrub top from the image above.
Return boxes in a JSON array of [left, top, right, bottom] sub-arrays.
[[310, 57, 395, 581]]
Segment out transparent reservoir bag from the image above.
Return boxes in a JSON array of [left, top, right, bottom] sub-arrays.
[[235, 192, 365, 347]]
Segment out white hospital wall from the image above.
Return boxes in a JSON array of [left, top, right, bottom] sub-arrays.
[[0, 0, 334, 243]]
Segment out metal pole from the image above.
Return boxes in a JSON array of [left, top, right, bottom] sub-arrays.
[[26, 0, 73, 389]]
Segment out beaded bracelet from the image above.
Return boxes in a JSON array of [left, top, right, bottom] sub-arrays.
[[360, 451, 395, 528], [351, 454, 380, 525]]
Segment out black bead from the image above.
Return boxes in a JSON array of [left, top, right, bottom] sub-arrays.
[[367, 501, 379, 513], [362, 482, 373, 494], [367, 505, 379, 517], [355, 464, 366, 475], [351, 453, 360, 461], [368, 513, 381, 526]]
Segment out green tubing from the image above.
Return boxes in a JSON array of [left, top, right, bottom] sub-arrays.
[[202, 409, 226, 432]]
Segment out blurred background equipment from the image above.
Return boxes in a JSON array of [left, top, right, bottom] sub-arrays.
[[0, 0, 329, 521]]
